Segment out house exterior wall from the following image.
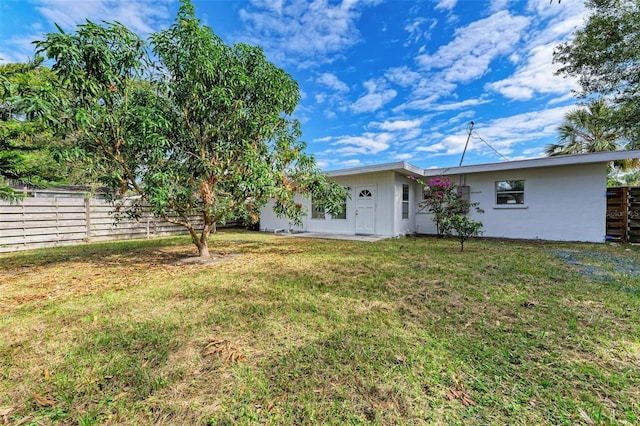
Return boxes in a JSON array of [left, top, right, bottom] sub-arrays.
[[259, 171, 402, 236], [416, 163, 608, 242], [259, 194, 309, 232], [393, 173, 417, 236], [260, 161, 609, 242]]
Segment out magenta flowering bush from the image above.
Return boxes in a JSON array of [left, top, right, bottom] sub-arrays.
[[412, 175, 483, 245]]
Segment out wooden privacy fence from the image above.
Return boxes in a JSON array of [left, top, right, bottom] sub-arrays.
[[0, 191, 202, 253], [606, 186, 640, 243]]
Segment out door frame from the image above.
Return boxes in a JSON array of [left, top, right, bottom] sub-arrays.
[[355, 185, 376, 235]]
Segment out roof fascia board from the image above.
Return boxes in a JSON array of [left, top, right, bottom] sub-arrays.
[[422, 150, 640, 176], [328, 161, 422, 177]]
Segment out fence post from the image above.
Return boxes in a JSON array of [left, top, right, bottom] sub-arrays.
[[85, 195, 92, 243]]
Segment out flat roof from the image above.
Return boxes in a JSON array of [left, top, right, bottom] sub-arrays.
[[328, 161, 423, 177], [423, 150, 640, 176], [327, 150, 640, 178]]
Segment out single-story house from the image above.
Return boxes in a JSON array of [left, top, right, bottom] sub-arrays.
[[259, 150, 640, 242]]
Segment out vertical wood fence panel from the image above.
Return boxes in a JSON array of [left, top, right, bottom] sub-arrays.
[[628, 187, 640, 243], [0, 192, 205, 253], [606, 186, 640, 243]]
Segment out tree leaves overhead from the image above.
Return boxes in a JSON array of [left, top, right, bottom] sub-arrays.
[[0, 57, 73, 201], [545, 99, 619, 156], [554, 0, 640, 142], [546, 99, 639, 173]]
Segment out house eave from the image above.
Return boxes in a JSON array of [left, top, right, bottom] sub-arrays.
[[324, 151, 640, 179], [327, 161, 423, 178], [422, 150, 640, 176]]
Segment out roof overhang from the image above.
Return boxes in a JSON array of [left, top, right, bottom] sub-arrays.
[[328, 161, 424, 178], [326, 150, 640, 178], [423, 150, 640, 176]]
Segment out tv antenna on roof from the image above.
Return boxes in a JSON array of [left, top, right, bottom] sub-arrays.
[[459, 121, 474, 167], [458, 121, 510, 166]]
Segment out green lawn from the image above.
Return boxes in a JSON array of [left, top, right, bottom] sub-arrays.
[[1, 231, 639, 425]]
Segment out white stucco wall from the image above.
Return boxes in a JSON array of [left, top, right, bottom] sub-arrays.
[[261, 162, 609, 242], [259, 194, 309, 232], [259, 171, 403, 236], [416, 163, 608, 242], [393, 173, 417, 236]]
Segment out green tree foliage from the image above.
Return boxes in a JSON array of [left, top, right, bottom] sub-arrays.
[[608, 169, 640, 187], [554, 0, 640, 145], [441, 215, 484, 252], [546, 99, 639, 176], [0, 56, 67, 201], [36, 0, 348, 258], [546, 99, 618, 156]]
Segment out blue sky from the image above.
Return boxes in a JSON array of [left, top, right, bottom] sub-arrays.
[[0, 0, 588, 170]]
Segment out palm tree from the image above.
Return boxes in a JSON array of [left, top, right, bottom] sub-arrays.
[[546, 99, 639, 172], [546, 99, 619, 155]]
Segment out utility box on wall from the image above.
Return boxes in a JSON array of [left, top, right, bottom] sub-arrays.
[[457, 185, 470, 202]]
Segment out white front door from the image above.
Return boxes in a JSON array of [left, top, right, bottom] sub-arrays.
[[355, 186, 375, 235]]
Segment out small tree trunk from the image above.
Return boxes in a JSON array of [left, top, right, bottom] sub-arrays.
[[187, 225, 211, 259], [196, 222, 214, 259], [197, 237, 211, 259]]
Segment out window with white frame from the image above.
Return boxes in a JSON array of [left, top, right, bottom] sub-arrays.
[[311, 199, 325, 219], [496, 180, 525, 205], [402, 184, 409, 219]]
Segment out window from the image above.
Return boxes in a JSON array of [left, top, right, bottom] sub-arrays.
[[333, 196, 347, 220], [496, 180, 525, 205], [402, 184, 409, 219], [311, 200, 325, 219]]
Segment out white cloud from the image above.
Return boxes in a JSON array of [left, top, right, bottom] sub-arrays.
[[316, 159, 330, 169], [341, 159, 362, 167], [447, 110, 475, 124], [385, 66, 422, 88], [238, 0, 379, 68], [316, 73, 349, 92], [369, 118, 422, 131], [432, 98, 491, 111], [0, 34, 39, 63], [416, 10, 530, 83], [350, 79, 397, 113], [33, 0, 172, 35], [435, 0, 457, 11], [404, 17, 437, 45], [476, 106, 573, 147], [328, 132, 392, 156], [526, 0, 585, 22], [1, 0, 173, 63], [393, 153, 414, 160], [485, 1, 587, 101], [395, 96, 489, 113], [489, 0, 510, 13], [323, 109, 337, 119], [414, 105, 574, 158]]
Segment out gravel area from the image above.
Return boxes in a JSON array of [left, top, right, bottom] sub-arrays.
[[553, 249, 640, 295]]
